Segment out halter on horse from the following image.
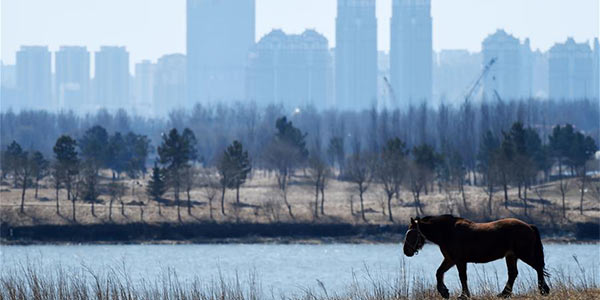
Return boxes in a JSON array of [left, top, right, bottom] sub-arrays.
[[403, 220, 426, 256]]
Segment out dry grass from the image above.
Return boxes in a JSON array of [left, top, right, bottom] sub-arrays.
[[0, 262, 598, 300], [1, 172, 598, 227]]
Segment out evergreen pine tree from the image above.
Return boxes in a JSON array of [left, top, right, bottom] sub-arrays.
[[147, 162, 167, 215]]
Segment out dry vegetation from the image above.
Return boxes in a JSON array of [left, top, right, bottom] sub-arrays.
[[0, 262, 598, 300], [1, 170, 598, 228]]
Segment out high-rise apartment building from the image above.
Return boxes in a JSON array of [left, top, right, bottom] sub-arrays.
[[16, 46, 52, 109], [390, 0, 433, 106], [593, 38, 599, 100], [482, 30, 532, 100], [154, 54, 187, 114], [335, 0, 378, 110], [134, 60, 156, 115], [94, 46, 130, 109], [548, 38, 595, 100], [246, 29, 331, 108], [1, 62, 16, 89], [1, 62, 18, 110], [55, 46, 90, 110], [531, 50, 549, 98], [186, 0, 255, 104], [377, 51, 391, 108]]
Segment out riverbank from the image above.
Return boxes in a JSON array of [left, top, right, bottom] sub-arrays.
[[1, 220, 598, 245]]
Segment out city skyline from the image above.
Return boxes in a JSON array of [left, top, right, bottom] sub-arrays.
[[2, 0, 598, 113], [2, 0, 598, 72]]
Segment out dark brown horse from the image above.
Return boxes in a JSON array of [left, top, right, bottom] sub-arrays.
[[403, 215, 549, 299]]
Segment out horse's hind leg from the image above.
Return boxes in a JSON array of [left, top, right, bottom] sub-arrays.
[[519, 255, 550, 296], [456, 262, 471, 299], [498, 255, 518, 298]]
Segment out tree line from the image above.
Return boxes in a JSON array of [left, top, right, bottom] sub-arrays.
[[2, 126, 150, 221], [1, 99, 597, 168], [1, 112, 597, 222]]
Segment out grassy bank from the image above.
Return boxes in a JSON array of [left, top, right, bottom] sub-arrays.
[[1, 175, 598, 228], [2, 175, 598, 244], [1, 264, 598, 300]]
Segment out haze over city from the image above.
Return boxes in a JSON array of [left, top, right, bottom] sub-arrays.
[[2, 0, 598, 68]]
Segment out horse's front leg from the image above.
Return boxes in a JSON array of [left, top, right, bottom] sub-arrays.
[[436, 258, 455, 299], [457, 262, 471, 299]]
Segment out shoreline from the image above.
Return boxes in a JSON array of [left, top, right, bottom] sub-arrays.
[[2, 237, 598, 246], [1, 221, 598, 246]]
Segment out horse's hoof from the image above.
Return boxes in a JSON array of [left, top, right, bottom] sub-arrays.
[[458, 294, 470, 300], [539, 282, 550, 296], [437, 287, 449, 299], [496, 292, 511, 298]]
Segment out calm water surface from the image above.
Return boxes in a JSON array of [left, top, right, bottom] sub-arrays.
[[1, 243, 598, 296]]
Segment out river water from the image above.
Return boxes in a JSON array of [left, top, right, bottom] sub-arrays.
[[1, 243, 598, 296]]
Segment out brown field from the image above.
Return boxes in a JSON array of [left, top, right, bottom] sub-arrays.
[[1, 170, 598, 228]]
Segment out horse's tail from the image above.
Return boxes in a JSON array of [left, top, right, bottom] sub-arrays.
[[532, 225, 550, 278]]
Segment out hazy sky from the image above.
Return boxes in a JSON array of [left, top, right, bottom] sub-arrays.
[[2, 0, 598, 70]]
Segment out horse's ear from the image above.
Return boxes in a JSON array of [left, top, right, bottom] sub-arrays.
[[410, 217, 415, 224]]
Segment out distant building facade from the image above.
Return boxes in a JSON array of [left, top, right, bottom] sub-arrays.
[[16, 46, 52, 109], [1, 62, 16, 88], [390, 0, 433, 106], [94, 46, 130, 110], [55, 46, 90, 111], [134, 60, 156, 115], [154, 54, 187, 114], [335, 0, 378, 110], [377, 51, 391, 108], [186, 0, 255, 104], [593, 38, 599, 100], [433, 50, 481, 104], [1, 62, 18, 110], [246, 29, 331, 108], [548, 38, 595, 100], [531, 50, 549, 98], [482, 30, 532, 100]]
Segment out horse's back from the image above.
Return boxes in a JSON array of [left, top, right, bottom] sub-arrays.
[[452, 218, 538, 263]]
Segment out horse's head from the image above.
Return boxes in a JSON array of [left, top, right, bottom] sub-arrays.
[[403, 217, 426, 257]]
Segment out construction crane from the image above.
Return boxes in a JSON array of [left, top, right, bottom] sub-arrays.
[[383, 76, 396, 107], [463, 57, 497, 103]]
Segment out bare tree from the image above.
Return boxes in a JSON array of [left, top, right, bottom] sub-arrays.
[[200, 167, 220, 221], [183, 165, 198, 215], [15, 151, 35, 214], [31, 151, 49, 199], [407, 160, 426, 216], [344, 153, 375, 222], [408, 144, 439, 216], [264, 141, 297, 220], [108, 181, 126, 221], [481, 155, 500, 216], [307, 150, 330, 219], [50, 163, 62, 214], [319, 167, 329, 216], [376, 138, 407, 222]]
